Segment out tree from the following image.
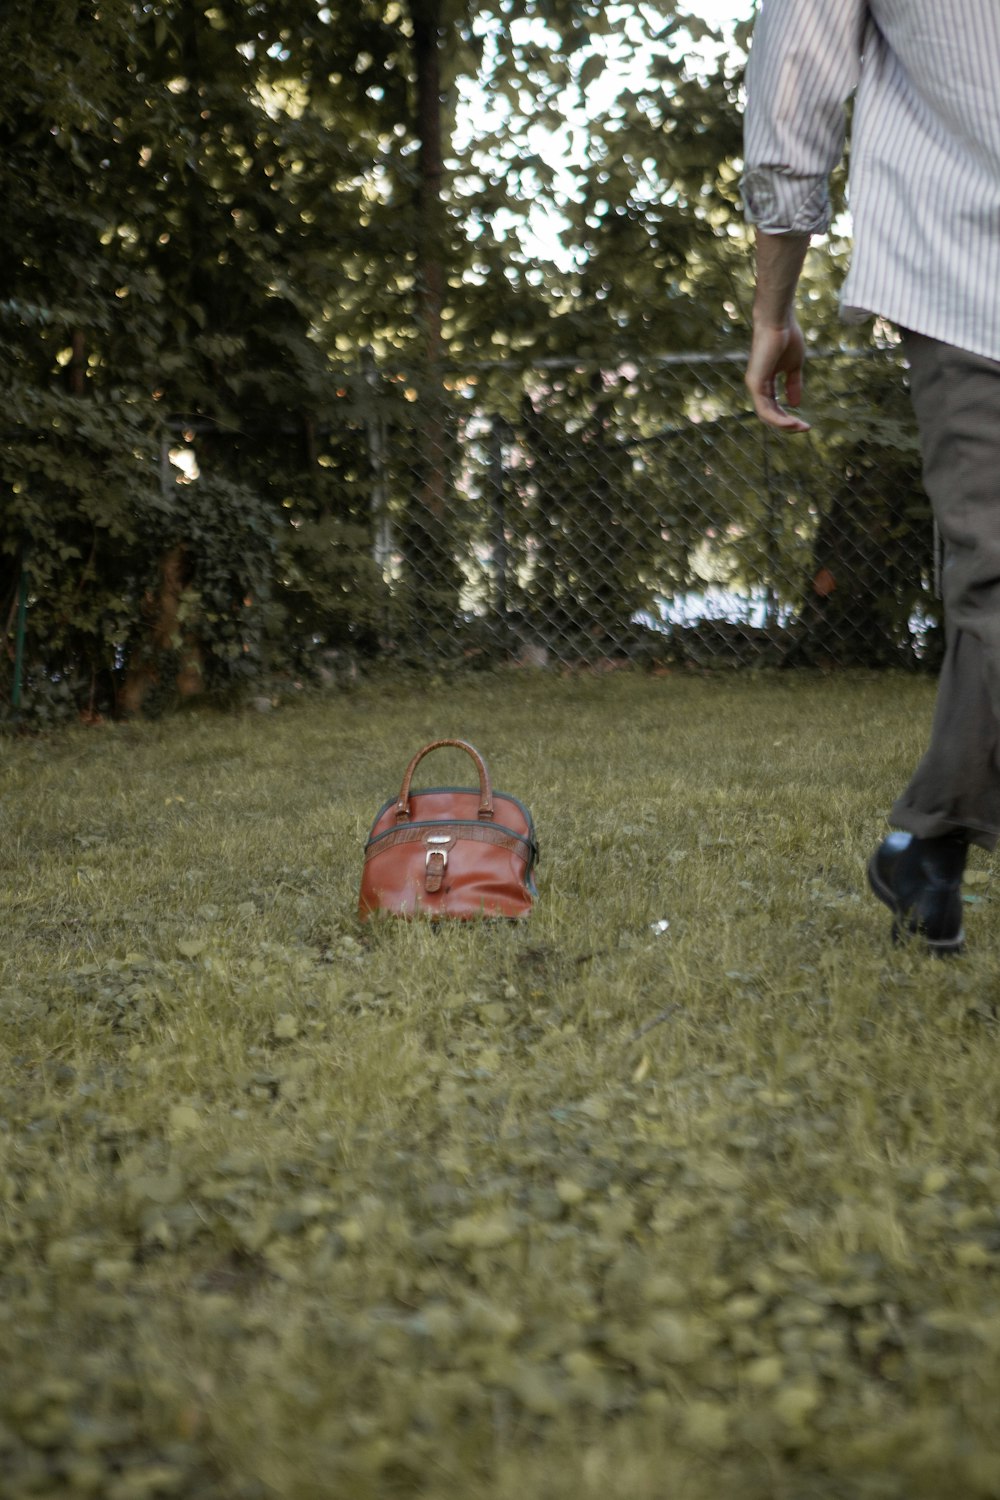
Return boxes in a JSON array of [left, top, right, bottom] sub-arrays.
[[1, 0, 929, 712]]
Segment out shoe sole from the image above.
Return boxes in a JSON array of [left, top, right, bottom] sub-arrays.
[[866, 854, 965, 957]]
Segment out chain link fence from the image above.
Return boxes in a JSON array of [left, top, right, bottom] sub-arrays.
[[1, 344, 939, 724], [329, 347, 937, 672]]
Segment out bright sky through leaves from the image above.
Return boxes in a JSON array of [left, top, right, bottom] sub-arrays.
[[459, 1, 755, 269]]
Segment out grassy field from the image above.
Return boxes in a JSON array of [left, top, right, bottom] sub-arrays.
[[2, 671, 999, 1500]]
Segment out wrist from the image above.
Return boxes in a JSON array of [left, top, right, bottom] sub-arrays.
[[752, 230, 810, 330], [752, 306, 796, 332]]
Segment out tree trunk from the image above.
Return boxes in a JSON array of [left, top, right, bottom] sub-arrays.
[[411, 0, 445, 403], [119, 544, 204, 715], [69, 329, 87, 396], [405, 0, 459, 644]]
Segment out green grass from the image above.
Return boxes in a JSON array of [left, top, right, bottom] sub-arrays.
[[2, 671, 999, 1500]]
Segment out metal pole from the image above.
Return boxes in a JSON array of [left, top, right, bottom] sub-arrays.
[[488, 415, 509, 626], [762, 429, 779, 629], [11, 551, 28, 714], [363, 348, 392, 581]]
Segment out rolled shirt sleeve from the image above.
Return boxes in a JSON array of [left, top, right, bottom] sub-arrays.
[[742, 0, 869, 234]]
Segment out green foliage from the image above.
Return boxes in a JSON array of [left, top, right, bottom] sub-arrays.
[[0, 1, 926, 716]]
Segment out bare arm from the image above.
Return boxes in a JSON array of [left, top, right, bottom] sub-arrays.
[[744, 230, 812, 433], [741, 0, 867, 434]]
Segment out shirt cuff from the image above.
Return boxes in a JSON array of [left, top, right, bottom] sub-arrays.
[[741, 168, 832, 235]]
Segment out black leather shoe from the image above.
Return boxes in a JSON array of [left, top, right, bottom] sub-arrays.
[[867, 831, 968, 955]]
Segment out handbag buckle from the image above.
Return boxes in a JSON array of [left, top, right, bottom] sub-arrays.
[[425, 841, 449, 893]]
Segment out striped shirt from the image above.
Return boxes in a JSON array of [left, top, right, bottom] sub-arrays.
[[741, 0, 1000, 361]]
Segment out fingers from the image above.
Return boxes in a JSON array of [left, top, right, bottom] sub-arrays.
[[744, 362, 811, 431], [784, 366, 803, 409], [750, 387, 811, 432], [744, 325, 811, 433]]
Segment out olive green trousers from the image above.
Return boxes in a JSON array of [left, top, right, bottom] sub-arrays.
[[891, 333, 1000, 852]]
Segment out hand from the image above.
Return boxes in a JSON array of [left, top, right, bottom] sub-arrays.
[[744, 319, 811, 433]]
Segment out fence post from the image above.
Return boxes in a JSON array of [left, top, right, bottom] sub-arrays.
[[362, 348, 395, 647], [488, 415, 509, 637], [761, 428, 780, 630], [11, 547, 28, 716], [363, 348, 393, 583]]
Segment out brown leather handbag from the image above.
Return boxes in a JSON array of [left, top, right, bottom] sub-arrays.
[[358, 739, 538, 921]]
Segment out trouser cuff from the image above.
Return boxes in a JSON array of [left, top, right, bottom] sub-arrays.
[[890, 801, 998, 853]]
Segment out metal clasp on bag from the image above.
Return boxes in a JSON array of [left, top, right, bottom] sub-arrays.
[[425, 835, 451, 893]]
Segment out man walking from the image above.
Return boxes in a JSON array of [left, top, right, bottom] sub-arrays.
[[742, 0, 1000, 954]]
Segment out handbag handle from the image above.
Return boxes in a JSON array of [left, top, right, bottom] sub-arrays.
[[395, 739, 494, 822]]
